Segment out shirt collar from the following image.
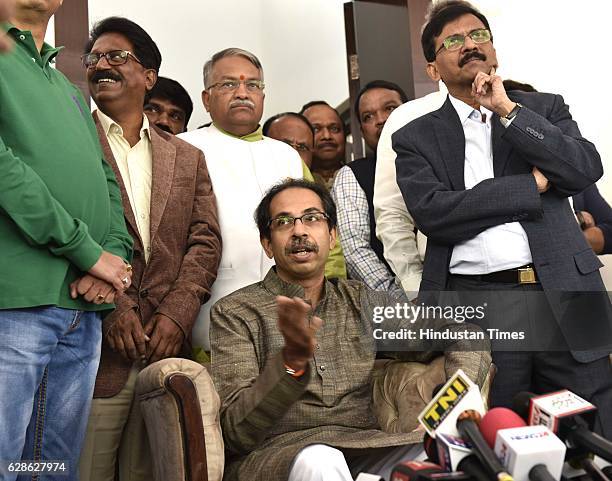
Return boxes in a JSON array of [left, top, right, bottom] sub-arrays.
[[97, 109, 152, 141], [213, 122, 263, 142], [5, 23, 62, 63], [449, 94, 492, 126]]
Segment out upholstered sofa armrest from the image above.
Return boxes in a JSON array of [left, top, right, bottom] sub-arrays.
[[372, 357, 495, 434], [135, 358, 224, 481]]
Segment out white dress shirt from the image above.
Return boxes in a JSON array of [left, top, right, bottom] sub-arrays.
[[97, 110, 153, 262], [448, 95, 532, 274]]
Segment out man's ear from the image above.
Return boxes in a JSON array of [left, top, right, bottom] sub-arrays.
[[260, 236, 274, 259], [144, 69, 158, 92], [426, 62, 441, 82], [329, 227, 337, 251], [202, 89, 210, 112]]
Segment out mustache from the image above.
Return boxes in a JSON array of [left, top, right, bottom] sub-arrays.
[[459, 51, 486, 67], [230, 99, 255, 109], [155, 123, 174, 134], [90, 70, 122, 83], [284, 238, 319, 255], [317, 140, 338, 148]]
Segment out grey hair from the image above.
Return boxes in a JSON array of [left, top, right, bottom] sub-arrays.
[[202, 47, 264, 88]]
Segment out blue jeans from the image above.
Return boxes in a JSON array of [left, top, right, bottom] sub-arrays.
[[0, 307, 101, 481]]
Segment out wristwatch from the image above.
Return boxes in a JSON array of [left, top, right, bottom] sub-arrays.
[[499, 102, 522, 128]]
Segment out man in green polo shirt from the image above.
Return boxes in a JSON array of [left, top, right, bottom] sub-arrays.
[[0, 1, 132, 478]]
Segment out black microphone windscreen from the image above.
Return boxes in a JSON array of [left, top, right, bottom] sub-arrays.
[[424, 433, 439, 464], [432, 383, 445, 397], [511, 391, 536, 421]]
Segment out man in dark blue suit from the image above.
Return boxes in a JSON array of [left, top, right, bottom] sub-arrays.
[[392, 0, 612, 436]]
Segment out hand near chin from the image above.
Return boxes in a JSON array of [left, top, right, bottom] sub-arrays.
[[471, 67, 515, 117]]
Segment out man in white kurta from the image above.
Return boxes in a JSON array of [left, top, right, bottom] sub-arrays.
[[179, 48, 302, 353]]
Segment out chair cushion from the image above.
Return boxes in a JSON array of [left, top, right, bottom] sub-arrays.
[[372, 356, 446, 433], [136, 358, 224, 481]]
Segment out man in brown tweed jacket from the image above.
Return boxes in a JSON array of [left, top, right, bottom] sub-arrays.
[[77, 17, 222, 481], [211, 178, 490, 481]]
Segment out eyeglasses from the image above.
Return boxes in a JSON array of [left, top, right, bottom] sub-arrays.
[[281, 139, 311, 152], [207, 79, 265, 93], [268, 211, 329, 231], [81, 50, 143, 69], [435, 28, 492, 57]]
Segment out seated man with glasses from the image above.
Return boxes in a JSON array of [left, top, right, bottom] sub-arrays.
[[392, 0, 612, 436], [211, 178, 491, 481], [179, 48, 303, 361]]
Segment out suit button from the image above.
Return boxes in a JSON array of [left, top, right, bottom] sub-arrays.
[[140, 288, 149, 298], [538, 134, 544, 140], [320, 365, 326, 372]]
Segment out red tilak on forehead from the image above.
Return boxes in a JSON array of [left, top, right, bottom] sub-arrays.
[[240, 74, 245, 80]]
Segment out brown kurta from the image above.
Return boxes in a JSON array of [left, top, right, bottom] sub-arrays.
[[211, 269, 491, 480]]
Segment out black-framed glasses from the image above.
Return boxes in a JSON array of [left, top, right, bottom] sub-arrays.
[[207, 79, 265, 93], [268, 211, 329, 231], [81, 50, 143, 69], [435, 28, 492, 57]]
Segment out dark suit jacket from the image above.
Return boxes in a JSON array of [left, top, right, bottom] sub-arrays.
[[93, 112, 222, 397], [573, 184, 612, 254], [392, 91, 612, 362]]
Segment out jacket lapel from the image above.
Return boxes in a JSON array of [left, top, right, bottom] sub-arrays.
[[148, 127, 176, 244], [93, 111, 141, 242], [432, 97, 466, 190]]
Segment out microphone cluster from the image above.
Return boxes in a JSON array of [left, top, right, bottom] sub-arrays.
[[386, 370, 612, 481]]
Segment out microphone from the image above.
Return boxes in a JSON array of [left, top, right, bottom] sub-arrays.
[[480, 408, 565, 481], [456, 409, 514, 481], [580, 458, 611, 481], [390, 460, 471, 481], [436, 433, 473, 471], [418, 370, 486, 439], [424, 433, 440, 464], [494, 425, 566, 481], [427, 432, 493, 481], [480, 408, 527, 448], [457, 455, 495, 481], [512, 391, 612, 463]]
